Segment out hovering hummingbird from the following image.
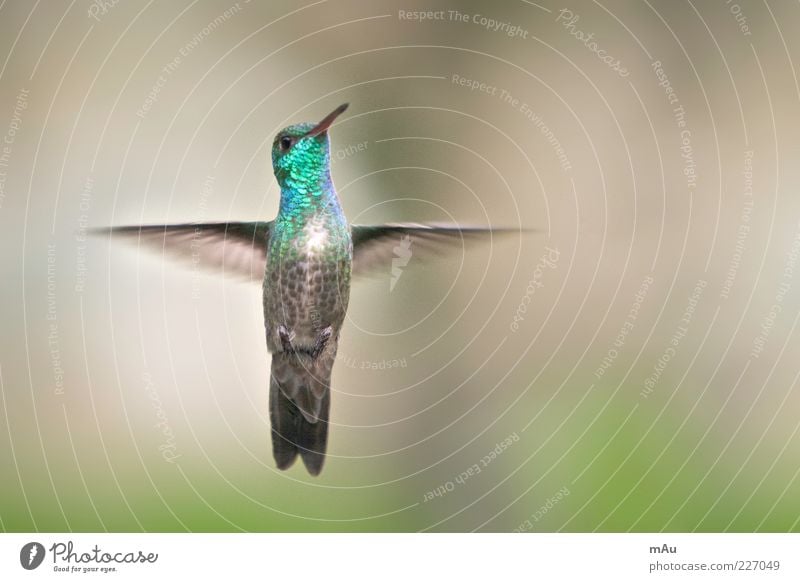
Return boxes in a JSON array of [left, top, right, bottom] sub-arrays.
[[99, 104, 515, 475]]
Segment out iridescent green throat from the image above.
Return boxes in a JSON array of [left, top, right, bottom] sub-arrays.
[[272, 127, 340, 228]]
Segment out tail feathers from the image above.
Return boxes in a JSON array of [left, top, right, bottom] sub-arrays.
[[269, 378, 300, 470], [269, 362, 331, 476], [297, 392, 330, 475]]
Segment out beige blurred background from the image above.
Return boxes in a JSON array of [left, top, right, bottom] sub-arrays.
[[2, 0, 800, 531]]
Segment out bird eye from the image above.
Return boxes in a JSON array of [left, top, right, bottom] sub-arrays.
[[279, 136, 293, 151]]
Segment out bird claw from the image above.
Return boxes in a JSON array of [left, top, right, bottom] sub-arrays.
[[278, 324, 295, 352], [277, 324, 331, 361], [312, 326, 333, 360]]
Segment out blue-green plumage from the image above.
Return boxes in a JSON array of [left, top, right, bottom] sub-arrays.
[[98, 103, 517, 476], [264, 109, 352, 474]]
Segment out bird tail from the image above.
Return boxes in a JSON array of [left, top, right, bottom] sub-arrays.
[[269, 354, 331, 476]]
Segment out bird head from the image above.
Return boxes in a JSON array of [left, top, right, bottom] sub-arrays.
[[271, 103, 349, 192]]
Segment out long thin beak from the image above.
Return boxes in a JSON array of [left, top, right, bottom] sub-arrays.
[[304, 103, 349, 137]]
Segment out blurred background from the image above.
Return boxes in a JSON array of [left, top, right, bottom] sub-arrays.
[[1, 0, 800, 532]]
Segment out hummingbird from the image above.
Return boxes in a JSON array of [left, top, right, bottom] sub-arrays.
[[98, 104, 515, 475]]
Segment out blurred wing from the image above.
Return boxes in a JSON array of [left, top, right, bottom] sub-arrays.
[[94, 222, 271, 282], [351, 223, 517, 277]]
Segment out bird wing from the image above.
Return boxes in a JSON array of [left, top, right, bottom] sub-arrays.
[[350, 223, 517, 277], [95, 221, 519, 282], [93, 222, 271, 281]]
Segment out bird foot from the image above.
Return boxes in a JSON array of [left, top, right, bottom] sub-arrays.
[[278, 324, 295, 353], [277, 324, 332, 361], [312, 326, 333, 360]]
